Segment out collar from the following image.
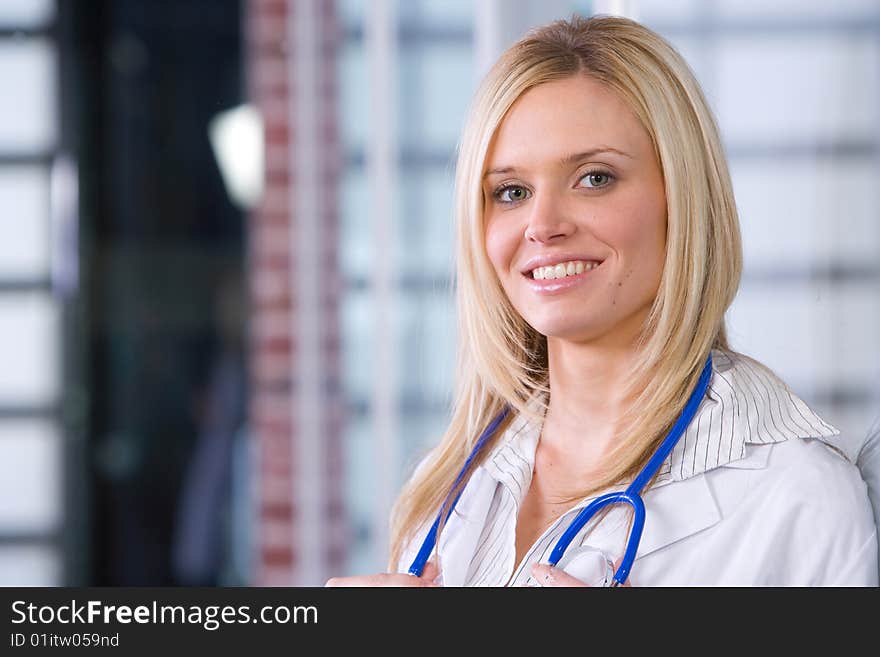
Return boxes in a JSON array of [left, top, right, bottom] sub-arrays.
[[480, 348, 841, 498]]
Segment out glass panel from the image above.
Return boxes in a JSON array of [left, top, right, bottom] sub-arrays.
[[343, 413, 375, 574], [340, 289, 376, 402], [717, 0, 879, 19], [0, 39, 57, 152], [640, 34, 720, 108], [398, 409, 448, 488], [727, 284, 823, 392], [0, 165, 50, 279], [730, 159, 880, 270], [338, 39, 369, 152], [343, 407, 450, 575], [396, 167, 455, 281], [0, 545, 59, 586], [0, 420, 59, 531], [729, 281, 880, 396], [0, 0, 54, 28], [395, 289, 456, 407], [731, 281, 880, 428], [829, 407, 880, 460], [825, 284, 880, 387], [337, 0, 364, 29], [400, 0, 473, 27], [343, 164, 457, 284], [398, 41, 474, 153], [636, 0, 702, 22], [339, 167, 371, 280], [0, 292, 58, 406], [716, 35, 879, 144]]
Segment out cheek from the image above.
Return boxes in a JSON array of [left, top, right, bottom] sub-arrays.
[[606, 195, 667, 262], [600, 201, 667, 300], [630, 219, 667, 267], [642, 206, 668, 268], [484, 217, 517, 275]]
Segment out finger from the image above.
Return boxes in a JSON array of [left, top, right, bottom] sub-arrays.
[[325, 572, 438, 587], [419, 561, 442, 585], [531, 564, 587, 587]]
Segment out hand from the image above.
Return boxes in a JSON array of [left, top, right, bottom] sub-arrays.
[[325, 561, 441, 587], [530, 561, 633, 587]]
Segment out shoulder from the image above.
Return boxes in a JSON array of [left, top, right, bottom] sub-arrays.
[[742, 438, 877, 584], [710, 436, 872, 524], [761, 437, 869, 506]]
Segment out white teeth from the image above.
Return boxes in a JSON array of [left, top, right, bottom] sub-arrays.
[[531, 260, 600, 280]]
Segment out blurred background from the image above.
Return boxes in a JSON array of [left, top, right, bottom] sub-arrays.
[[0, 0, 878, 586]]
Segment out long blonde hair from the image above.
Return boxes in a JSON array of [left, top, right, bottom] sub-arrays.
[[388, 14, 742, 571]]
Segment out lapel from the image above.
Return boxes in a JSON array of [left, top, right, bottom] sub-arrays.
[[635, 474, 721, 559], [436, 468, 502, 586], [568, 475, 723, 560], [635, 440, 776, 559]]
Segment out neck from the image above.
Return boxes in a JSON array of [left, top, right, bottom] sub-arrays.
[[540, 334, 644, 468]]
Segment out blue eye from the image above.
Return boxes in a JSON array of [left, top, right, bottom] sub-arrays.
[[580, 170, 614, 188], [494, 185, 530, 204]]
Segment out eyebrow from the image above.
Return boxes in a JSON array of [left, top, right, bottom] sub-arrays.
[[483, 147, 633, 178]]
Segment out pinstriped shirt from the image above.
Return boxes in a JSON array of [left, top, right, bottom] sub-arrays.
[[397, 348, 870, 586]]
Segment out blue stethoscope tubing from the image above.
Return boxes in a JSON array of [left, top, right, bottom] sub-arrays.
[[408, 353, 713, 586]]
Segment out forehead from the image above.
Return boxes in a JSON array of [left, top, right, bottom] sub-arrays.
[[486, 76, 649, 166]]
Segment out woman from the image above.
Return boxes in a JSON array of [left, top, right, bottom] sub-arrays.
[[327, 14, 878, 587]]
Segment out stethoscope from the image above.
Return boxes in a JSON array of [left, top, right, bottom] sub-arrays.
[[408, 352, 713, 587]]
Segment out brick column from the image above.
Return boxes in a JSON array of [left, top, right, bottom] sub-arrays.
[[245, 0, 345, 586]]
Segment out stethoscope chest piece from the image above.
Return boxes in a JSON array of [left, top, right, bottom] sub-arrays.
[[546, 546, 615, 587]]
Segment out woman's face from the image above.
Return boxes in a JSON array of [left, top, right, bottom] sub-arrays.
[[483, 75, 668, 346]]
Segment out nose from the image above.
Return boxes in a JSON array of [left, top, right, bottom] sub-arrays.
[[524, 192, 577, 243]]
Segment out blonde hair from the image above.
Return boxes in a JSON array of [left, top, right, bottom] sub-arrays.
[[388, 14, 742, 571]]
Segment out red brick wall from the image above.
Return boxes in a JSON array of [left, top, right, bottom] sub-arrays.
[[245, 0, 345, 585]]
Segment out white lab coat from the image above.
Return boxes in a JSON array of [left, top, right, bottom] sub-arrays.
[[397, 349, 879, 586]]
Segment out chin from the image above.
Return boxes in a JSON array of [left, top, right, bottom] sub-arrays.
[[527, 318, 602, 342]]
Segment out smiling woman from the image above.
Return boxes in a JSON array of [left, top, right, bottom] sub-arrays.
[[483, 76, 667, 350], [325, 14, 878, 588]]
